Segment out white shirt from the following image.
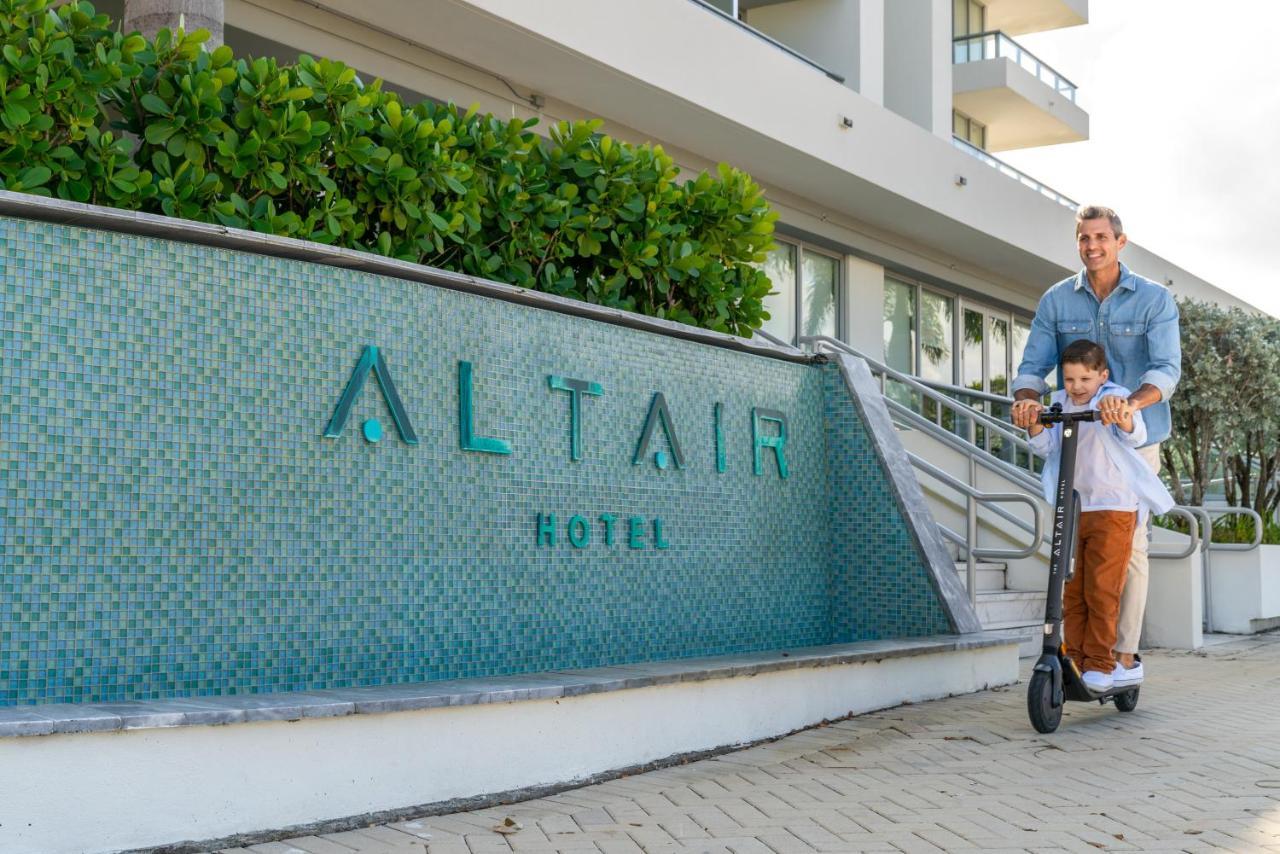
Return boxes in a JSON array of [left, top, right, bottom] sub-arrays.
[[1059, 396, 1138, 512]]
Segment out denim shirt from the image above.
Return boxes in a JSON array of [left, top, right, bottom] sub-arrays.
[[1012, 263, 1181, 446], [1026, 383, 1175, 517]]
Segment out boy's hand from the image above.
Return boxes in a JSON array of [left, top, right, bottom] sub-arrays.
[[1011, 399, 1043, 430], [1098, 395, 1135, 431]]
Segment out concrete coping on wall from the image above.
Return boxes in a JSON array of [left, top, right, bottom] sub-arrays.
[[0, 631, 1021, 739], [0, 191, 812, 365]]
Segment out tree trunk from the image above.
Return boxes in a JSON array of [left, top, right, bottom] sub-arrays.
[[122, 0, 224, 48], [1164, 445, 1187, 506]]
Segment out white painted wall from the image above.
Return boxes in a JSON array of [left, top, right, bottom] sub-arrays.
[[747, 0, 883, 104], [0, 646, 1016, 854], [883, 0, 951, 139], [843, 254, 886, 358], [1207, 546, 1280, 634], [1143, 536, 1204, 649]]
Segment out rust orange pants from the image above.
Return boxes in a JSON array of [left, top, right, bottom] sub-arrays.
[[1065, 510, 1138, 674]]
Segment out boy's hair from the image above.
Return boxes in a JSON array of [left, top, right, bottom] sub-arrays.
[[1061, 339, 1108, 372]]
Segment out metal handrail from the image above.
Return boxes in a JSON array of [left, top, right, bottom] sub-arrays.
[[951, 136, 1078, 210], [952, 30, 1078, 100], [797, 335, 1239, 581], [1183, 506, 1263, 634], [883, 396, 1040, 492], [909, 452, 1043, 605], [803, 335, 1043, 477], [1205, 507, 1265, 552], [1153, 506, 1201, 561], [918, 376, 1017, 407]]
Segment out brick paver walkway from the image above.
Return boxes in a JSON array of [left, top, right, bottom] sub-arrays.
[[226, 634, 1280, 853]]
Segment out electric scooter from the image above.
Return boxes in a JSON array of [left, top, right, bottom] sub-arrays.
[[1026, 403, 1140, 734]]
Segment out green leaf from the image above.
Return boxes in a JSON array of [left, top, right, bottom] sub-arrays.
[[140, 93, 171, 116], [4, 102, 31, 127], [19, 165, 51, 188]]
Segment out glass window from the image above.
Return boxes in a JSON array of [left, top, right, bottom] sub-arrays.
[[760, 243, 796, 344], [801, 251, 838, 340], [953, 110, 986, 149], [969, 118, 985, 149], [962, 308, 984, 392], [883, 278, 916, 374], [954, 0, 985, 37], [990, 316, 1009, 396], [919, 290, 954, 385]]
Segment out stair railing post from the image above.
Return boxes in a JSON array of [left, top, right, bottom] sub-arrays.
[[966, 417, 978, 605]]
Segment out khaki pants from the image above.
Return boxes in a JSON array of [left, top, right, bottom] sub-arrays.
[[1066, 510, 1138, 674], [1115, 443, 1161, 654]]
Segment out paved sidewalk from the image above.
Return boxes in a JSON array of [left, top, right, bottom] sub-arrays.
[[224, 634, 1280, 854]]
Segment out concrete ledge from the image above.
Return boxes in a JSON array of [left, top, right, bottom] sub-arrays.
[[0, 634, 1020, 854], [0, 632, 1017, 739]]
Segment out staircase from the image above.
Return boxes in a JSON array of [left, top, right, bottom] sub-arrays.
[[794, 333, 1214, 654], [954, 559, 1045, 655]]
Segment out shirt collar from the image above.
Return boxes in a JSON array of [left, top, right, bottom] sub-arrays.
[[1074, 263, 1135, 294]]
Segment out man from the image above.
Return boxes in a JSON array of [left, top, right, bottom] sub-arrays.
[[1011, 205, 1181, 687]]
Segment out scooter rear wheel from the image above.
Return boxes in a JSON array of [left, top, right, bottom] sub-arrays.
[[1114, 688, 1139, 712], [1027, 670, 1062, 733]]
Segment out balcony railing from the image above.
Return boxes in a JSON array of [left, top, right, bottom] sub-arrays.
[[952, 136, 1078, 210], [953, 31, 1078, 103], [690, 0, 845, 83]]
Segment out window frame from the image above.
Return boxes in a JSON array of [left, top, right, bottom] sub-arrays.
[[762, 237, 842, 346], [883, 275, 1034, 395]]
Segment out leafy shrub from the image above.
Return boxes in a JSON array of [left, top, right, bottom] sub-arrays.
[[0, 0, 777, 335]]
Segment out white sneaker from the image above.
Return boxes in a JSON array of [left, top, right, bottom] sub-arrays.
[[1082, 669, 1114, 692], [1113, 660, 1144, 687]]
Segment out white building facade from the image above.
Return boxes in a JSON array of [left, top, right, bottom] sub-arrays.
[[99, 0, 1252, 393]]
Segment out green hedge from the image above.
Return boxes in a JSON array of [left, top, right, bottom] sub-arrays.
[[0, 1, 778, 335]]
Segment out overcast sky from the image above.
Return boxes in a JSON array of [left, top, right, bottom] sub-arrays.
[[999, 0, 1280, 317]]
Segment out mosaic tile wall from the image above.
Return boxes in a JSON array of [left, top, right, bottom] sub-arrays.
[[0, 214, 949, 705], [823, 366, 953, 640]]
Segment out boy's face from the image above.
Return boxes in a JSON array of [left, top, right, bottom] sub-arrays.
[[1062, 361, 1108, 404]]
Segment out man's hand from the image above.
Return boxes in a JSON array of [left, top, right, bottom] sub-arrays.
[[1127, 383, 1163, 412], [1098, 394, 1135, 431], [1011, 398, 1044, 430]]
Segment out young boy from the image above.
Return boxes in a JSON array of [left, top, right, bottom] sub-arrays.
[[1015, 340, 1174, 692]]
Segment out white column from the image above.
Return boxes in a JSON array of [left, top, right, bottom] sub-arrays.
[[843, 255, 885, 360], [883, 0, 951, 138]]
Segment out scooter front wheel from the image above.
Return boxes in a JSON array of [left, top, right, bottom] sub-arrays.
[[1027, 669, 1063, 733], [1114, 688, 1139, 712]]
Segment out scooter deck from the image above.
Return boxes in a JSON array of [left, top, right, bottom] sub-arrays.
[[1058, 655, 1139, 703], [1062, 676, 1138, 704]]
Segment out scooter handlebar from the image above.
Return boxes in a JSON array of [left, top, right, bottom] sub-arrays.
[[1037, 404, 1097, 425]]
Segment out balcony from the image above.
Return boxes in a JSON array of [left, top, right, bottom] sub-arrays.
[[952, 31, 1089, 151], [982, 0, 1088, 37], [951, 136, 1077, 210]]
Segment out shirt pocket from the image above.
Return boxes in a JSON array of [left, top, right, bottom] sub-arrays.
[[1055, 319, 1094, 351], [1108, 321, 1148, 363]]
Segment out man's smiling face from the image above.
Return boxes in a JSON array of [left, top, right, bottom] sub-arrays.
[[1077, 217, 1127, 275]]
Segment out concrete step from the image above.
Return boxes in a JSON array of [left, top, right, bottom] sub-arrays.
[[953, 561, 1006, 593], [981, 618, 1045, 657], [975, 589, 1046, 626]]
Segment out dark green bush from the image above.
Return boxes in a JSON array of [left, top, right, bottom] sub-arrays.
[[0, 0, 777, 335]]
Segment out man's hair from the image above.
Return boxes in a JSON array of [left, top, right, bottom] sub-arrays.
[[1075, 205, 1123, 238], [1061, 339, 1108, 372]]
